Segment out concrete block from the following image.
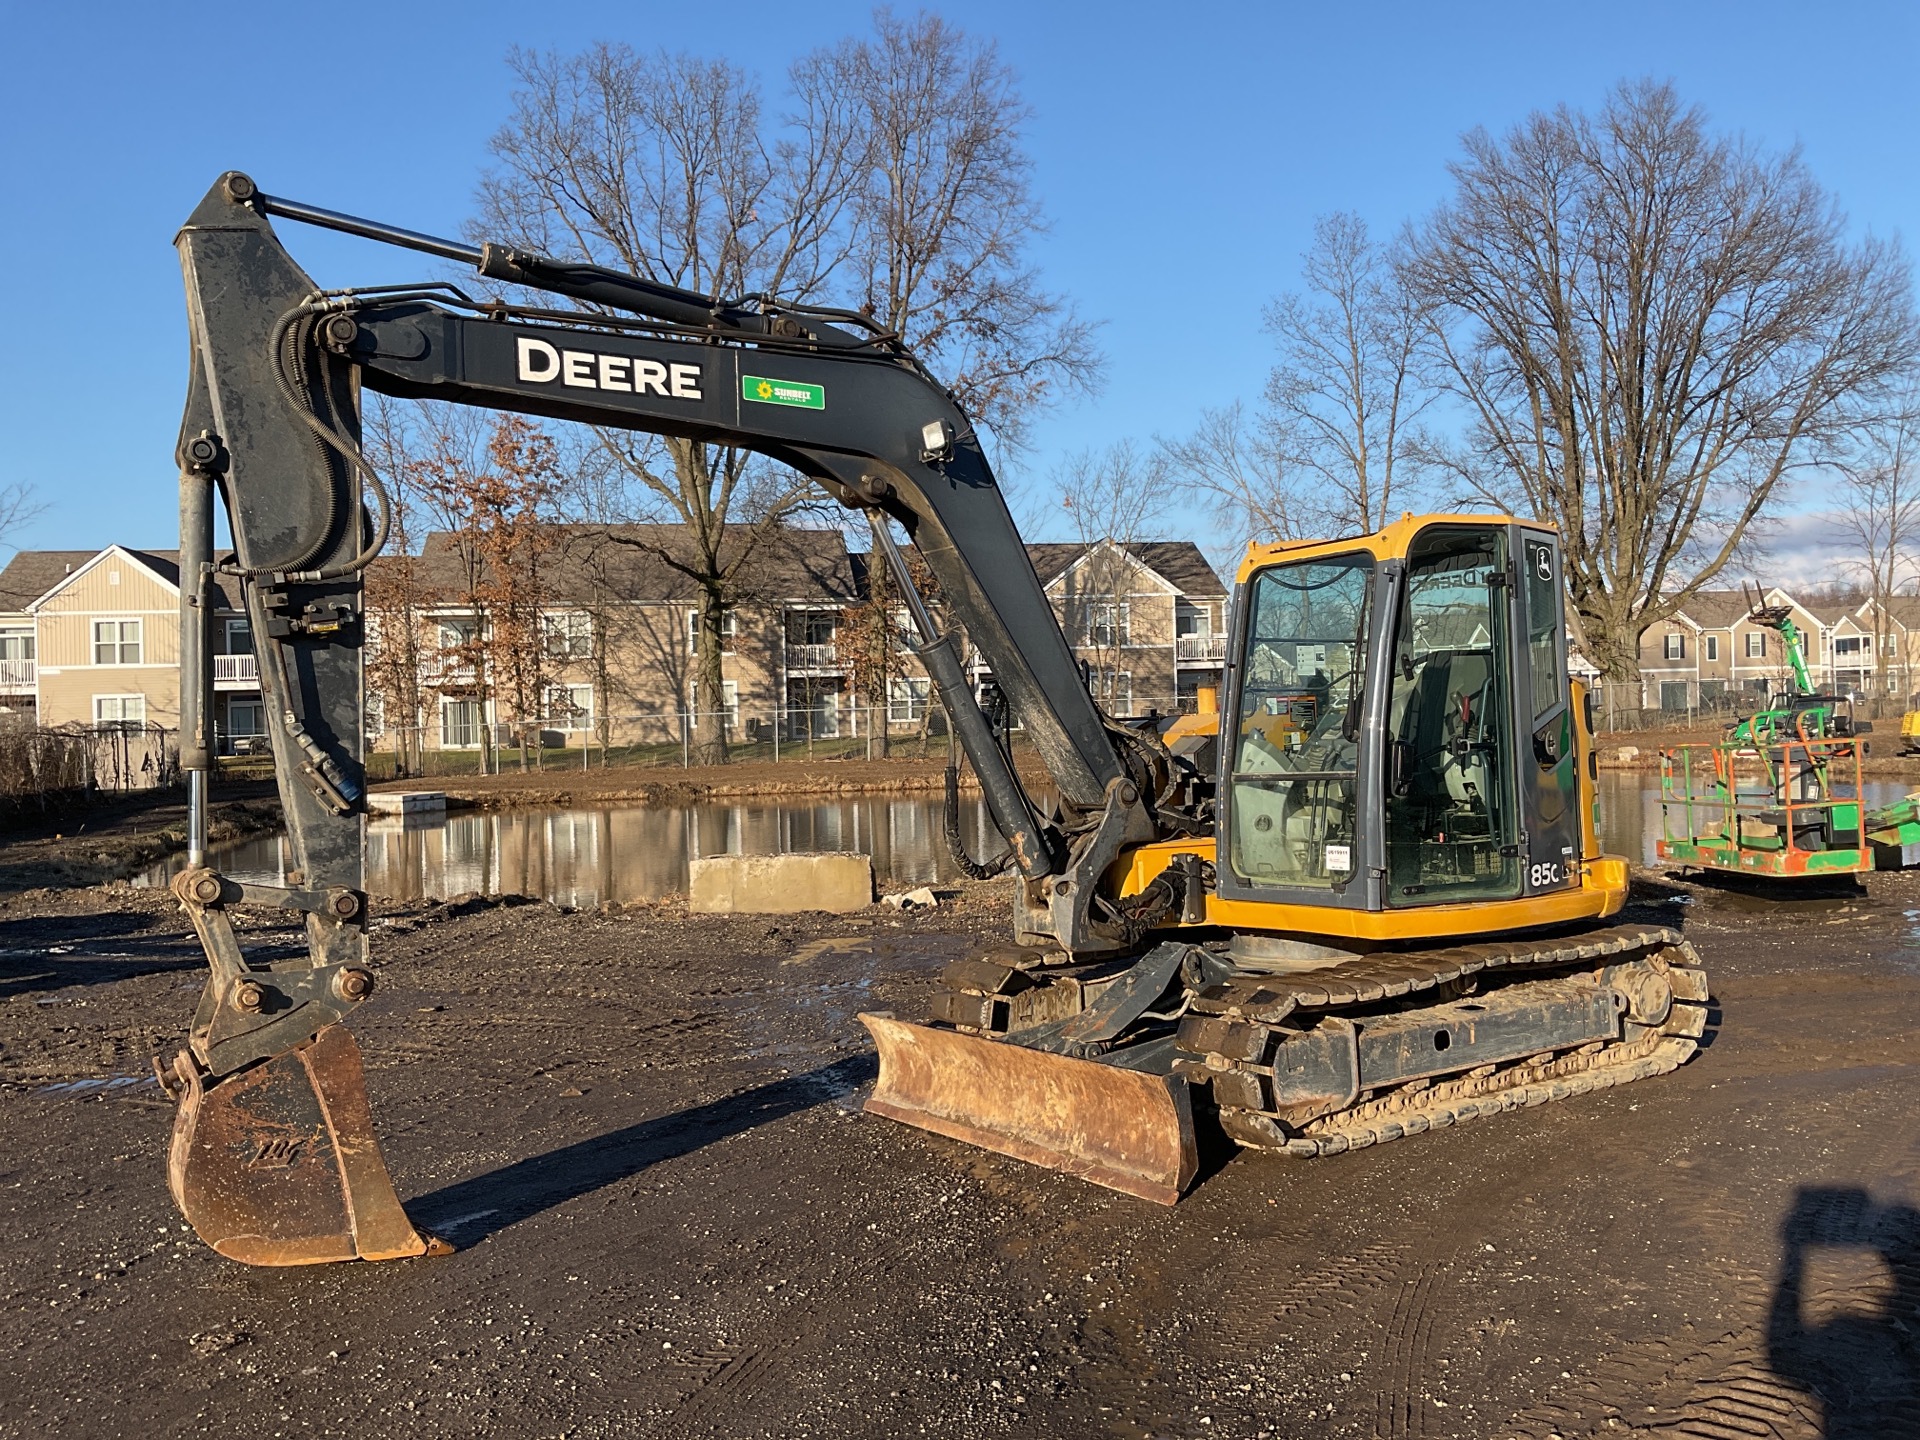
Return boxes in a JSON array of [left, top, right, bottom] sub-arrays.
[[687, 852, 874, 914], [367, 790, 447, 816]]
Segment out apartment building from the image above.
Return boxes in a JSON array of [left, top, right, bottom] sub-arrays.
[[0, 545, 263, 746], [1635, 587, 1920, 710], [366, 525, 1229, 750], [1021, 539, 1229, 714], [0, 524, 1229, 756], [366, 523, 865, 750]]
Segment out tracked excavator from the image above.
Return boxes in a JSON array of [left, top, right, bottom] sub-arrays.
[[161, 173, 1709, 1264]]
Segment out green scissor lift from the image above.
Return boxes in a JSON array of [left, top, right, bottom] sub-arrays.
[[1657, 590, 1914, 877]]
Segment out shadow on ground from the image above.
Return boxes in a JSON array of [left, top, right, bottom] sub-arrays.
[[0, 911, 207, 1000], [409, 1053, 879, 1244], [1767, 1185, 1920, 1438]]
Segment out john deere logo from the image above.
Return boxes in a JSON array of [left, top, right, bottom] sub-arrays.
[[742, 375, 825, 410]]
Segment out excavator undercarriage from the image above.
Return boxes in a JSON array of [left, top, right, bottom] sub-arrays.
[[865, 922, 1706, 1203]]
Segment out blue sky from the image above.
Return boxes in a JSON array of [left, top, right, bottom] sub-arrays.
[[4, 1, 1916, 571]]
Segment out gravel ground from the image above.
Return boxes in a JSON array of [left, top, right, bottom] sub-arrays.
[[0, 869, 1916, 1439]]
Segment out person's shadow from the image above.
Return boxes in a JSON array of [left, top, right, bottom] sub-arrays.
[[1766, 1185, 1920, 1437]]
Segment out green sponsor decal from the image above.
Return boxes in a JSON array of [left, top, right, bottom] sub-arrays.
[[742, 375, 825, 410]]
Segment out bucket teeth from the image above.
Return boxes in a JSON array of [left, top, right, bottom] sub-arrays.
[[860, 1013, 1198, 1205], [168, 1023, 449, 1265]]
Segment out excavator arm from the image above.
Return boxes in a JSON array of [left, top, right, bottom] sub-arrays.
[[164, 173, 1204, 1261]]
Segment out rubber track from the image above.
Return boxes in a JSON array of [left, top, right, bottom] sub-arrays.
[[1199, 923, 1710, 1158]]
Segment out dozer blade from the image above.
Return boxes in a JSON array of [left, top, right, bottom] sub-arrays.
[[168, 1023, 449, 1265], [860, 1013, 1198, 1205]]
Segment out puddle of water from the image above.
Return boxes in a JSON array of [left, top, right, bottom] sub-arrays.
[[141, 795, 1004, 910], [36, 1074, 158, 1098]]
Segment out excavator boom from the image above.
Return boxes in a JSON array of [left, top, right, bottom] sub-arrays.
[[165, 173, 1201, 1261]]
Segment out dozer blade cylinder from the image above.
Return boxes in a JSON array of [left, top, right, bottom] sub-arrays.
[[168, 1023, 449, 1265], [860, 1013, 1198, 1205]]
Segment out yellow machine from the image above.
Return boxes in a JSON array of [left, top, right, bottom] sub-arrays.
[[1900, 709, 1920, 756], [866, 515, 1707, 1202], [162, 179, 1707, 1265]]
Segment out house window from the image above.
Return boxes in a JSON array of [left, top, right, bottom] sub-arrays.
[[1888, 635, 1901, 656], [541, 612, 593, 659], [1085, 602, 1130, 648], [687, 607, 737, 655], [793, 611, 838, 646], [1095, 669, 1132, 713], [888, 677, 932, 724], [223, 618, 253, 654], [1663, 633, 1684, 661], [1704, 635, 1719, 662], [1836, 636, 1862, 657], [543, 683, 594, 731], [438, 618, 480, 650], [93, 619, 142, 665], [1890, 674, 1901, 695], [690, 679, 740, 728], [1746, 632, 1766, 658], [440, 697, 483, 749], [1175, 604, 1209, 637], [0, 629, 31, 661], [93, 694, 146, 730]]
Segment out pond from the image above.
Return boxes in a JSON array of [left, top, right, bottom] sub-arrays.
[[143, 794, 1007, 908], [142, 771, 1919, 910]]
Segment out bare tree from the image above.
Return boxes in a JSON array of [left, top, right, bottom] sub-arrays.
[[1157, 401, 1301, 558], [1841, 387, 1920, 704], [1049, 440, 1168, 708], [1261, 212, 1435, 533], [842, 11, 1100, 449], [361, 396, 431, 775], [478, 19, 1095, 762], [479, 44, 860, 763], [0, 482, 43, 555], [1403, 79, 1917, 701]]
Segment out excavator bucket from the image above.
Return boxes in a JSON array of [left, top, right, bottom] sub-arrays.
[[167, 1023, 448, 1265], [860, 1013, 1198, 1205]]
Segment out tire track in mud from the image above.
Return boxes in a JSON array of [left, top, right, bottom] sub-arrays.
[[1375, 1254, 1451, 1439], [639, 1343, 781, 1439]]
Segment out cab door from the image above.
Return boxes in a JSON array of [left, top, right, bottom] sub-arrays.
[[1512, 527, 1580, 894]]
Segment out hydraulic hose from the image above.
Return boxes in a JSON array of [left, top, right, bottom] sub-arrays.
[[944, 732, 1015, 880], [257, 299, 395, 582]]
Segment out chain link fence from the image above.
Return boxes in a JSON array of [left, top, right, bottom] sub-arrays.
[[363, 694, 1201, 779], [1587, 681, 1918, 735], [0, 722, 180, 811]]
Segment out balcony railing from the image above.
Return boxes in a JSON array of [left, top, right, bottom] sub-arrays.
[[1176, 633, 1228, 662], [0, 658, 34, 690], [785, 642, 841, 669], [213, 653, 259, 685]]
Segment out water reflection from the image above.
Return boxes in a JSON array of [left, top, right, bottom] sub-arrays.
[[140, 772, 1919, 911], [1595, 771, 1913, 869], [144, 795, 1004, 908]]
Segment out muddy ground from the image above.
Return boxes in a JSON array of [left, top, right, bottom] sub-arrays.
[[1, 866, 1917, 1439]]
